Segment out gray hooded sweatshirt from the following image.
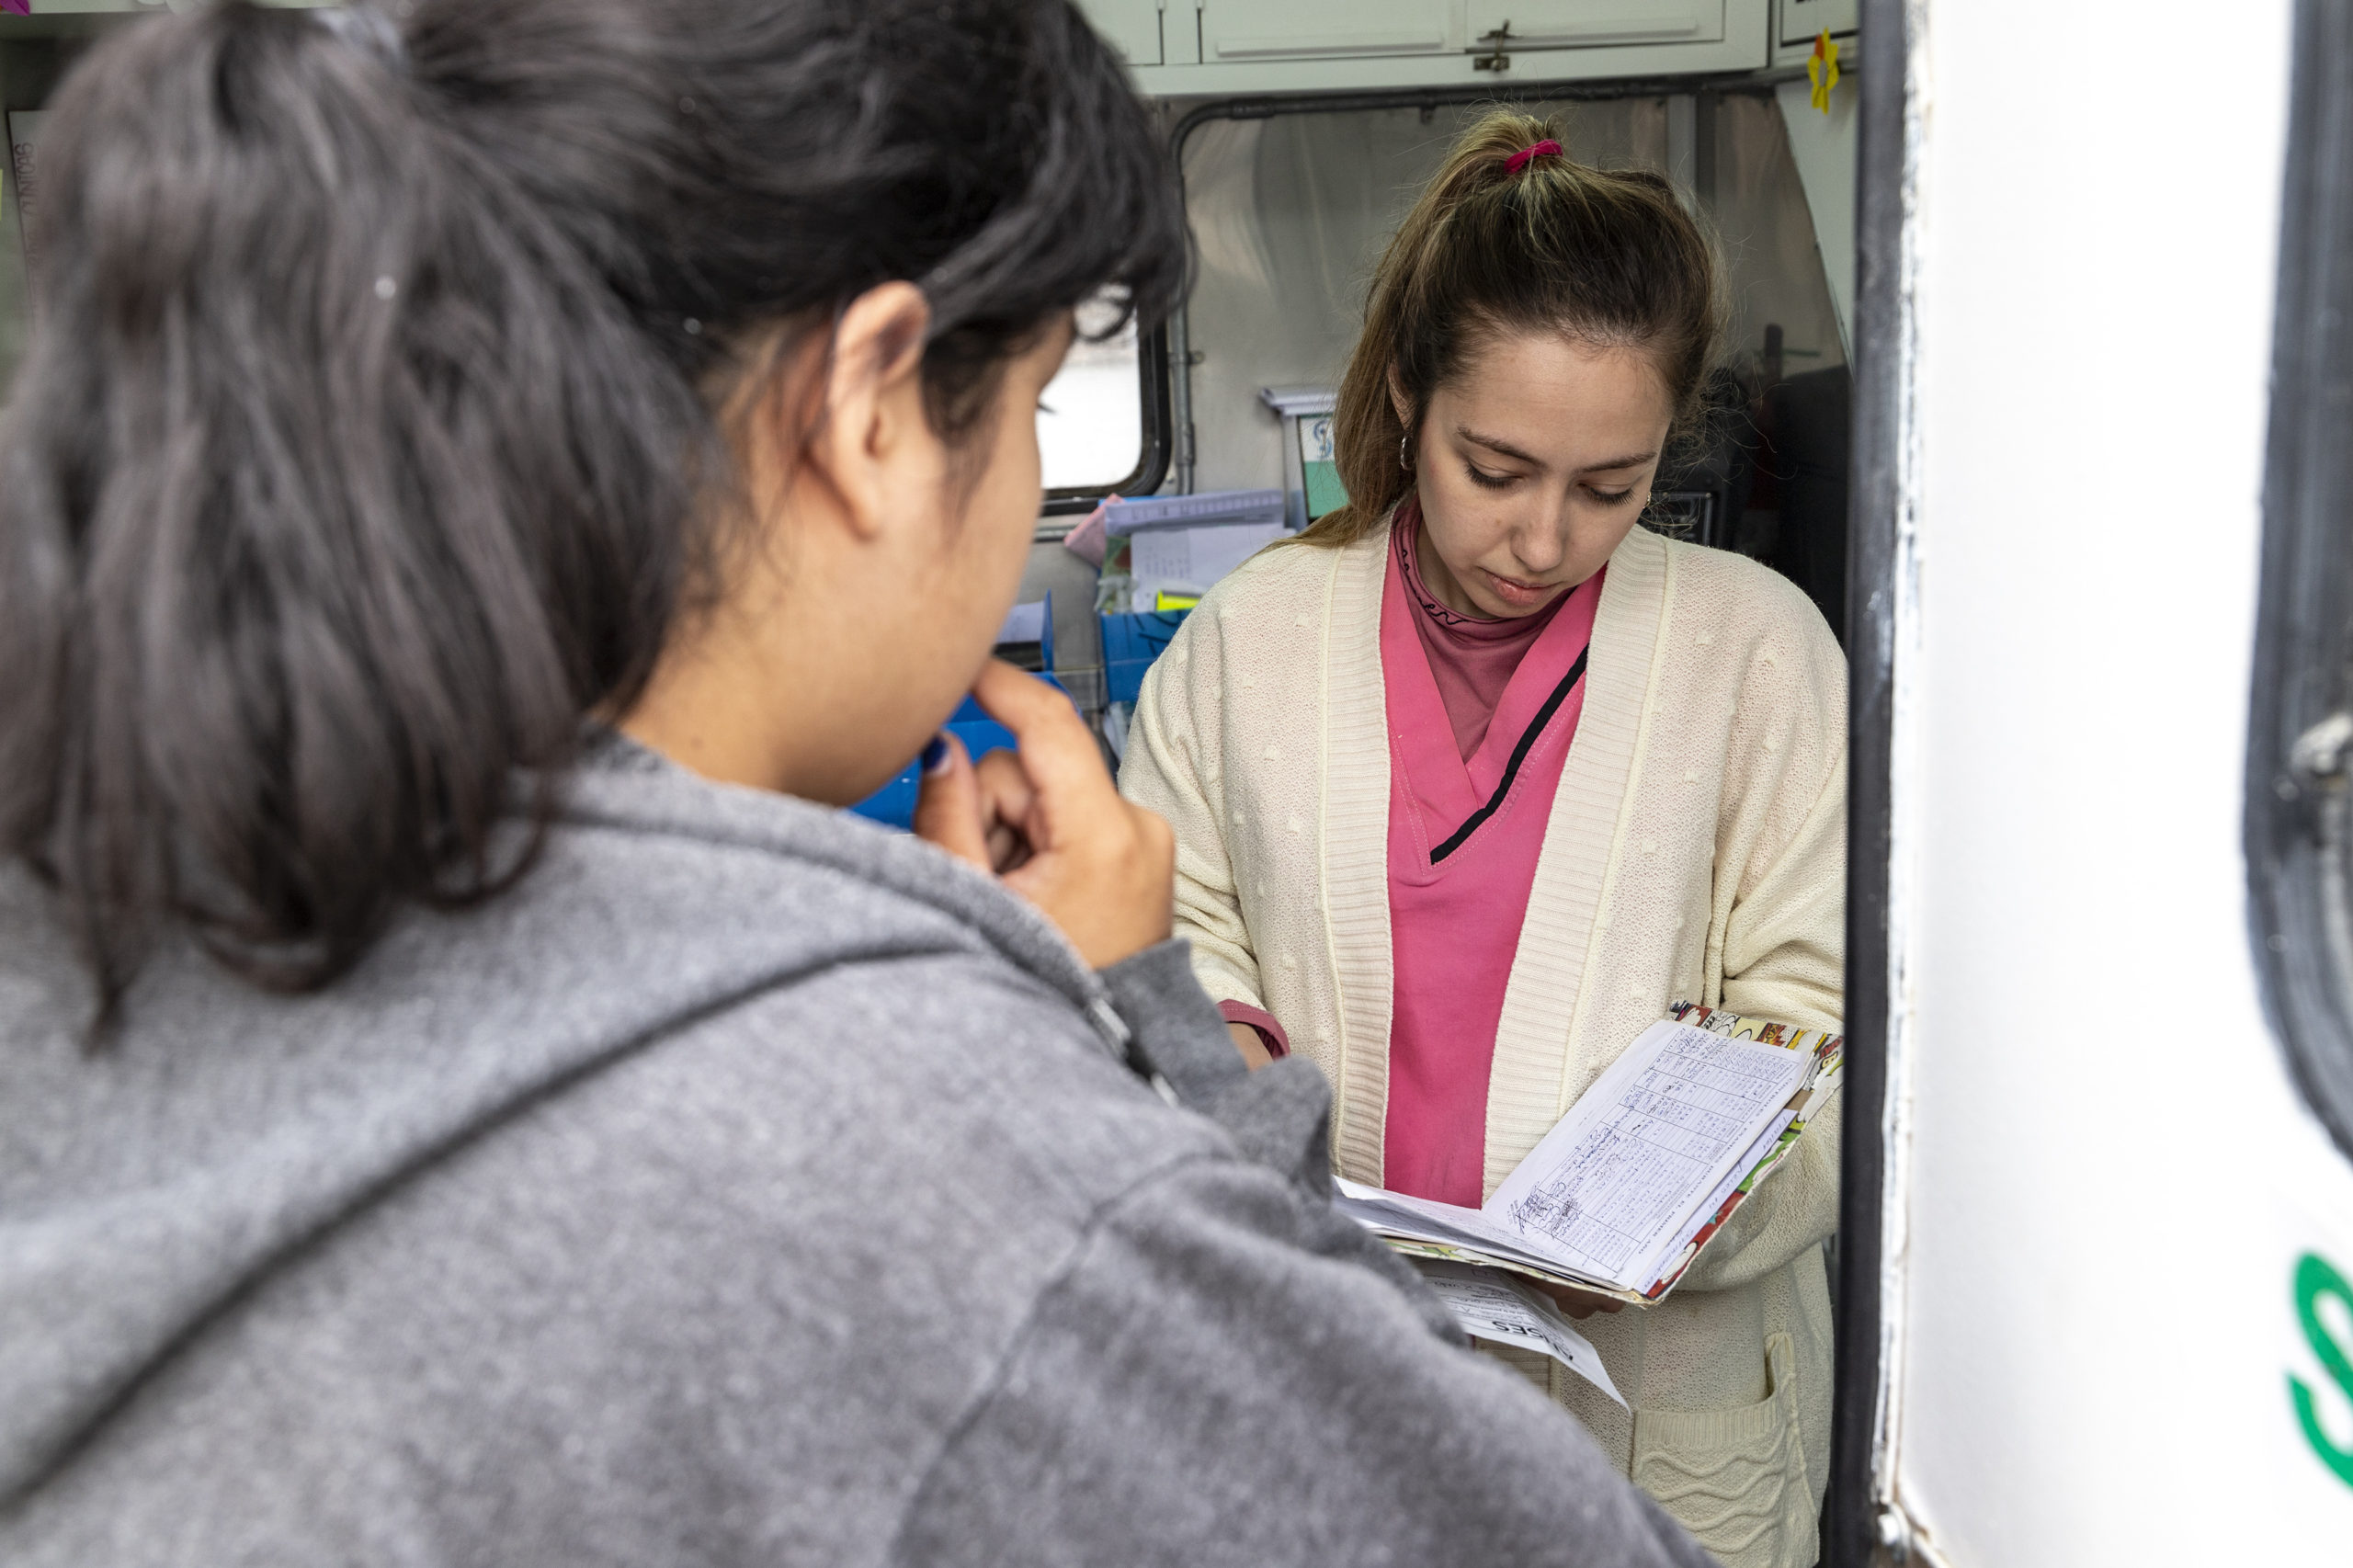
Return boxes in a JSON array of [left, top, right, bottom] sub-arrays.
[[0, 736, 1714, 1567]]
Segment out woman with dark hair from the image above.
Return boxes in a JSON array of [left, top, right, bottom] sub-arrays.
[[0, 6, 1716, 1564], [1122, 113, 1846, 1568]]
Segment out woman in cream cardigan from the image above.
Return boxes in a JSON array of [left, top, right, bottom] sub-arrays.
[[1120, 113, 1846, 1568]]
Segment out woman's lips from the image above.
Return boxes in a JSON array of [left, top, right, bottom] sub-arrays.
[[1478, 567, 1558, 609]]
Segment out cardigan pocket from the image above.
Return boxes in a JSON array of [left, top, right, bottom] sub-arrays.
[[1629, 1332, 1815, 1568]]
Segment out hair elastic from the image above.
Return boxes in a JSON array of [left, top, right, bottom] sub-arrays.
[[1505, 139, 1563, 175]]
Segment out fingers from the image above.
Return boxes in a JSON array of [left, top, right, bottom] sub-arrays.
[[972, 747, 1038, 873], [1002, 796, 1174, 965], [910, 732, 989, 869], [912, 663, 1101, 882], [944, 661, 1178, 971], [967, 661, 1108, 813], [915, 729, 1040, 876]]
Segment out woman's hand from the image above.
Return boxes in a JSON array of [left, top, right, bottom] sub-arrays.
[[914, 660, 1176, 971]]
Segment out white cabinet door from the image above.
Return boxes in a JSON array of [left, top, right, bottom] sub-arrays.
[[1464, 0, 1725, 48], [1779, 0, 1858, 46], [1075, 0, 1164, 66], [1199, 0, 1457, 61]]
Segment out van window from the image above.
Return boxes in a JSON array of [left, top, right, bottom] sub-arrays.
[[1040, 304, 1142, 492], [2248, 1, 2353, 1164]]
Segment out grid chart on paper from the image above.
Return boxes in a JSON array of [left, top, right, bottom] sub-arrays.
[[1506, 1035, 1795, 1274]]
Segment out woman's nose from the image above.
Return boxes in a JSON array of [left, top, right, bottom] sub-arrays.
[[1511, 511, 1571, 575]]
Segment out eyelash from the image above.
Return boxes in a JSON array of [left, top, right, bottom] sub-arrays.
[[1464, 462, 1637, 507]]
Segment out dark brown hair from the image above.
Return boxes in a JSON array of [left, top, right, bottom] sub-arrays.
[[1301, 108, 1724, 547], [0, 0, 1185, 1005]]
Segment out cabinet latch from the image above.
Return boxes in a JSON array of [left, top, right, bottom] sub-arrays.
[[1473, 21, 1513, 72]]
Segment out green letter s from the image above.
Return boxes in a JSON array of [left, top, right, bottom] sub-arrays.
[[2291, 1250, 2353, 1490]]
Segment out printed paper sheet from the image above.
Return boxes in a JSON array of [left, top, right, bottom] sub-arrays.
[[1416, 1264, 1627, 1406], [1487, 1024, 1810, 1289]]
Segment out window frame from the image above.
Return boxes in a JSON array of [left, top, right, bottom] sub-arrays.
[[2246, 0, 2353, 1172], [1821, 0, 1903, 1562], [1155, 58, 1907, 1566], [1040, 320, 1173, 517]]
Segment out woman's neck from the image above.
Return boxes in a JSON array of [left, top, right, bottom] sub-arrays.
[[1411, 513, 1498, 620]]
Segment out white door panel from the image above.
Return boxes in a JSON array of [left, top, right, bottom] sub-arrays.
[[1465, 0, 1723, 48], [1779, 0, 1857, 47], [1200, 0, 1457, 61]]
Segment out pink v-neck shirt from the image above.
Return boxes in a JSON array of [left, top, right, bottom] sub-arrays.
[[1382, 508, 1602, 1206]]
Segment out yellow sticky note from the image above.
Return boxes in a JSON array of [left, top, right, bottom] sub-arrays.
[[1808, 29, 1841, 115]]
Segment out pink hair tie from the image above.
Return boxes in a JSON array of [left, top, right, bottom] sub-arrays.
[[1506, 139, 1563, 175]]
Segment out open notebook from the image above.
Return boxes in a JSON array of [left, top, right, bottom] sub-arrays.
[[1337, 1004, 1844, 1305]]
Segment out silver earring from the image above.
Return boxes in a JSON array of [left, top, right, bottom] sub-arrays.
[[1398, 431, 1412, 472]]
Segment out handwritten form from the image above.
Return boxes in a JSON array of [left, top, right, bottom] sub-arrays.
[[1487, 1024, 1809, 1290]]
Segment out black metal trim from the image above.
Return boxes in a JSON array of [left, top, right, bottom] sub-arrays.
[[2247, 0, 2353, 1166], [1041, 319, 1174, 517], [1820, 0, 1904, 1562], [1428, 649, 1590, 864], [1159, 62, 1909, 1553]]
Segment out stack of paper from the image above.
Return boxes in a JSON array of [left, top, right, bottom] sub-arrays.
[[1338, 1007, 1844, 1305], [1103, 489, 1287, 609]]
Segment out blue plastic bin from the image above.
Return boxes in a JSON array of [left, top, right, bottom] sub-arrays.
[[1100, 608, 1193, 706]]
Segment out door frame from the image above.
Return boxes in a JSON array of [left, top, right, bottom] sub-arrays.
[[1823, 0, 1912, 1561]]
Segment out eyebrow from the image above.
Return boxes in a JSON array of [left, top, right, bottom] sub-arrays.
[[1457, 426, 1659, 473]]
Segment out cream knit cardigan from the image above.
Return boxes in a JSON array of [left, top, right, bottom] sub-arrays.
[[1119, 520, 1847, 1568]]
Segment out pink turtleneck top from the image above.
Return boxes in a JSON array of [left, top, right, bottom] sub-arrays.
[[1380, 505, 1600, 1205]]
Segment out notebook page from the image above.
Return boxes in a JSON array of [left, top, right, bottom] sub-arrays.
[[1334, 1180, 1641, 1290], [1484, 1022, 1810, 1290], [1332, 1178, 1574, 1273], [1636, 1107, 1798, 1292]]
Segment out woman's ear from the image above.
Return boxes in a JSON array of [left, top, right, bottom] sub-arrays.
[[804, 281, 934, 541], [1387, 365, 1415, 433]]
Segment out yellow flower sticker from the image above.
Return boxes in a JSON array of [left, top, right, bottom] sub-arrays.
[[1808, 29, 1841, 115]]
